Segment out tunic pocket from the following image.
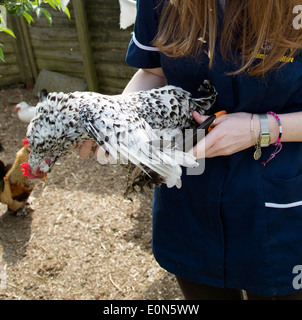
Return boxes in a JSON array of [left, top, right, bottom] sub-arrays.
[[263, 174, 302, 209], [262, 174, 302, 293], [261, 174, 302, 287]]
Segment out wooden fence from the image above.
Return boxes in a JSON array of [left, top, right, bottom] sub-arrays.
[[0, 0, 136, 94]]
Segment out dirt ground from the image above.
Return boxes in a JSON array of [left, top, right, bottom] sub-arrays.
[[0, 84, 183, 300]]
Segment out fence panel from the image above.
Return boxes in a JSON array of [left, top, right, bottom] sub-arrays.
[[0, 0, 136, 94]]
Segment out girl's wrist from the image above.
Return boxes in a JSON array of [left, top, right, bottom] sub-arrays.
[[250, 112, 283, 165], [250, 113, 280, 145]]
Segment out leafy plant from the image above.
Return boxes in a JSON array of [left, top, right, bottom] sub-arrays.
[[0, 0, 70, 61]]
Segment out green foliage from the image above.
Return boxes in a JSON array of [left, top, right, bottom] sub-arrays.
[[0, 0, 70, 61]]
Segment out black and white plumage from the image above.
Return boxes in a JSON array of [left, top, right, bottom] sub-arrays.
[[22, 81, 217, 195]]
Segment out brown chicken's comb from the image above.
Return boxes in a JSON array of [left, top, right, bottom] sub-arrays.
[[22, 137, 29, 146]]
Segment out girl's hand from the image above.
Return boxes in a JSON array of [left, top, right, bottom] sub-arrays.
[[190, 111, 256, 158], [78, 140, 99, 159]]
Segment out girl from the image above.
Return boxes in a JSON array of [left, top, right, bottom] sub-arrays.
[[81, 0, 302, 299]]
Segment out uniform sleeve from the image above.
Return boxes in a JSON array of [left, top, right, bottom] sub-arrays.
[[126, 0, 162, 69]]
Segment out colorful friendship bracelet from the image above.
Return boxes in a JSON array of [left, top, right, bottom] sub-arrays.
[[261, 111, 283, 166], [267, 111, 283, 145]]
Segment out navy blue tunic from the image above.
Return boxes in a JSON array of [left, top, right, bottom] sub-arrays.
[[126, 0, 302, 296]]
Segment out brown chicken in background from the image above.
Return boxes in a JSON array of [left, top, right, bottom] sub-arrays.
[[0, 139, 36, 215]]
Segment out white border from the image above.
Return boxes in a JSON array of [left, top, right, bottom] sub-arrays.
[[132, 33, 160, 52], [265, 200, 302, 209]]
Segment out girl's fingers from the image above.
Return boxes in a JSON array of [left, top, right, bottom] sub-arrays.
[[78, 140, 95, 158], [192, 111, 209, 124], [190, 137, 206, 158], [94, 146, 104, 159]]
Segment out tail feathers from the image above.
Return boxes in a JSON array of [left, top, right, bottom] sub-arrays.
[[193, 80, 218, 114]]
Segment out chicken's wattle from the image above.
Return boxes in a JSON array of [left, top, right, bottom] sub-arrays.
[[20, 163, 47, 181]]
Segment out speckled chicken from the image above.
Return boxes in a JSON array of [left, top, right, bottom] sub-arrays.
[[20, 80, 217, 196]]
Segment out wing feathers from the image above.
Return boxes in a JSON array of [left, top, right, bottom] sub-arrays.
[[79, 106, 198, 189]]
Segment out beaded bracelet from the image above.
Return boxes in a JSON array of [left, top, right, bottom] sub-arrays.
[[268, 111, 283, 144], [261, 111, 283, 166]]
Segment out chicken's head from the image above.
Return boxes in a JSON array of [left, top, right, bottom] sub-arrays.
[[20, 91, 89, 180], [20, 162, 48, 181], [14, 102, 29, 112]]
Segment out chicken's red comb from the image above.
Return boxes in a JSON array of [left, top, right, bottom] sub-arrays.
[[22, 137, 29, 146], [20, 162, 35, 179]]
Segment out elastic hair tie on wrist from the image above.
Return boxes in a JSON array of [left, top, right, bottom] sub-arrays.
[[261, 111, 283, 166]]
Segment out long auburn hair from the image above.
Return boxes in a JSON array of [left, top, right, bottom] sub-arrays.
[[153, 0, 302, 76]]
